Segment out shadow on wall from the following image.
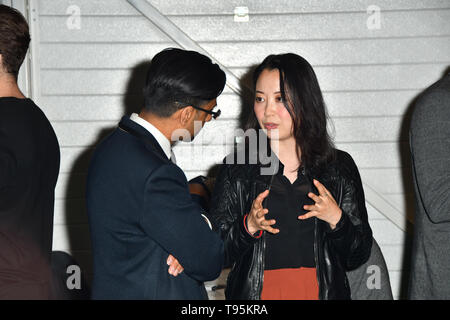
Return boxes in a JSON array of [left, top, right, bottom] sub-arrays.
[[237, 65, 256, 130], [396, 65, 450, 299], [203, 65, 256, 188], [62, 61, 152, 289]]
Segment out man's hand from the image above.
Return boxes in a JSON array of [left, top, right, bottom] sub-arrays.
[[188, 183, 209, 199], [188, 176, 215, 201], [167, 254, 184, 277]]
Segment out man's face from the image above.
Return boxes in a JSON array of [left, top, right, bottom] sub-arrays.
[[0, 54, 5, 75], [187, 98, 218, 140]]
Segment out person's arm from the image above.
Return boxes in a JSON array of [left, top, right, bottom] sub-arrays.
[[410, 89, 450, 223], [208, 164, 269, 267], [300, 153, 372, 271], [188, 175, 215, 213], [325, 154, 373, 271], [141, 163, 224, 282]]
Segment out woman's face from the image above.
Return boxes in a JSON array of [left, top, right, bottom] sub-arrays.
[[254, 68, 294, 142]]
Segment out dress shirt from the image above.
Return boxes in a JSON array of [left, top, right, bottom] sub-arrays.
[[130, 113, 172, 160]]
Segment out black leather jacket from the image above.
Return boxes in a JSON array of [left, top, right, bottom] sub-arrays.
[[209, 149, 373, 300]]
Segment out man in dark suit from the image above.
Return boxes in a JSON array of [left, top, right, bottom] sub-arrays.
[[86, 48, 226, 299], [0, 5, 60, 299], [408, 71, 450, 299]]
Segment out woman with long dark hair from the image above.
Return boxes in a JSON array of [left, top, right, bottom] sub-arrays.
[[208, 53, 373, 300]]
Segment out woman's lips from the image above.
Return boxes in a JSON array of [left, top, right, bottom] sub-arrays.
[[264, 123, 278, 130]]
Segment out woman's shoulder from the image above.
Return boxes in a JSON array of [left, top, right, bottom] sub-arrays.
[[323, 149, 360, 182], [219, 151, 261, 181]]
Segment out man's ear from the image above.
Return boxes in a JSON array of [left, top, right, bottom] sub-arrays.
[[178, 106, 195, 126]]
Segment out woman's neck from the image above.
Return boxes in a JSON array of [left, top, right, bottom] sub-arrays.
[[270, 137, 301, 172]]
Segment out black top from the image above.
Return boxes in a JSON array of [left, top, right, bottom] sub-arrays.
[[264, 161, 316, 270], [0, 97, 60, 291]]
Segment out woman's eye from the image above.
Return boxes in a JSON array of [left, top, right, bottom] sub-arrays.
[[255, 96, 264, 102], [275, 96, 284, 102]]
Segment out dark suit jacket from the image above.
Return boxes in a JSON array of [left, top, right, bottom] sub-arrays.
[[86, 115, 224, 299], [409, 73, 450, 299]]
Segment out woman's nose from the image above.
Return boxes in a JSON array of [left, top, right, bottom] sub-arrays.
[[264, 100, 277, 117]]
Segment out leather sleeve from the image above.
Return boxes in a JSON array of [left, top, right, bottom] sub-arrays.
[[208, 164, 260, 268], [325, 152, 373, 271]]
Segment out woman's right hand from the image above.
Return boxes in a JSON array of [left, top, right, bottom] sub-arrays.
[[246, 189, 280, 235]]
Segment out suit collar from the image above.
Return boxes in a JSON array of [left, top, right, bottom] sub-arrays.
[[129, 113, 172, 160], [118, 115, 169, 163]]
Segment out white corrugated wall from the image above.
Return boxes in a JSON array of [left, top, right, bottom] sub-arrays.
[[29, 0, 450, 299]]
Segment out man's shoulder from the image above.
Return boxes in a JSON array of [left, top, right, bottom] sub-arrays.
[[91, 128, 169, 172], [0, 98, 57, 149], [0, 98, 52, 128], [413, 75, 450, 120]]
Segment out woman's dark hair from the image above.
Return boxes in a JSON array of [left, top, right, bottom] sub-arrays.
[[143, 48, 226, 117], [0, 5, 30, 77], [246, 53, 336, 169]]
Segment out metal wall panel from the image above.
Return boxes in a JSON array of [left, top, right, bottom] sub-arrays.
[[36, 0, 450, 299]]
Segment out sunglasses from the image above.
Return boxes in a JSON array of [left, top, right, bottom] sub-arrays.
[[191, 105, 221, 119]]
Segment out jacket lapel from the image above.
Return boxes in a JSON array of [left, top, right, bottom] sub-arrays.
[[118, 115, 170, 163]]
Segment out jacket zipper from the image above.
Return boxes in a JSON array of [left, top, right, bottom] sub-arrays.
[[256, 173, 275, 299], [256, 232, 266, 299]]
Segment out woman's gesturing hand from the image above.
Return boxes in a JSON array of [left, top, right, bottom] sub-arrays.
[[298, 179, 342, 230], [246, 189, 280, 235]]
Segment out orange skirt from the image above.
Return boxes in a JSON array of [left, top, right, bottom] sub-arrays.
[[260, 267, 319, 300]]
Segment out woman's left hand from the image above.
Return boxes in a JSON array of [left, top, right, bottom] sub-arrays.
[[298, 179, 342, 230]]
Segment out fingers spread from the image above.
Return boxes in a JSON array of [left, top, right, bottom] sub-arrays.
[[261, 218, 276, 227], [256, 208, 269, 218], [303, 204, 316, 211], [307, 192, 320, 203], [313, 179, 329, 197], [265, 226, 280, 234], [298, 211, 318, 220], [254, 189, 270, 209]]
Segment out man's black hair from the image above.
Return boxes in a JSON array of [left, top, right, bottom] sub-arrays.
[[143, 48, 226, 117]]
